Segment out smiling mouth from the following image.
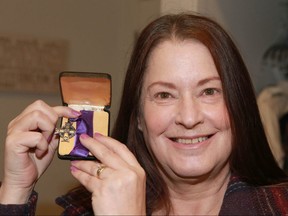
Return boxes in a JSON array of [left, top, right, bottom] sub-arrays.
[[171, 136, 209, 144]]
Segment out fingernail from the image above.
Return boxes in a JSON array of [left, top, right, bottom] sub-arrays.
[[94, 132, 103, 138], [80, 133, 89, 139], [71, 110, 81, 117]]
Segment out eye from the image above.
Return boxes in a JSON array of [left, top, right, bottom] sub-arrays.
[[155, 92, 172, 99], [203, 88, 217, 95]]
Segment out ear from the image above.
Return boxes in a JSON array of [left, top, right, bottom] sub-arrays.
[[137, 116, 143, 131]]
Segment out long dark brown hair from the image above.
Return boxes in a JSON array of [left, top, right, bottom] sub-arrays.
[[111, 13, 288, 214]]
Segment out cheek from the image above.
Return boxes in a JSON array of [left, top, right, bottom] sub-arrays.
[[205, 103, 230, 129], [220, 109, 230, 130], [141, 103, 175, 135]]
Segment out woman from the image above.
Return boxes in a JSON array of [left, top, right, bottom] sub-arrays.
[[0, 13, 288, 215]]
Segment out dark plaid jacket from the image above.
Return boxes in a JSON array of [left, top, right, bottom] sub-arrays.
[[1, 175, 288, 215]]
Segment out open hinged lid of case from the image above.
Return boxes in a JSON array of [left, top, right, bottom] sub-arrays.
[[60, 71, 111, 110]]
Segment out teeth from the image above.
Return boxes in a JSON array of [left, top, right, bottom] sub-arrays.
[[174, 137, 208, 144]]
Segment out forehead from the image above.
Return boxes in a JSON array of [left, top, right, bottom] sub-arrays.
[[143, 39, 219, 85]]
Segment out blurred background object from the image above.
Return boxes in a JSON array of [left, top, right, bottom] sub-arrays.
[[258, 0, 288, 173]]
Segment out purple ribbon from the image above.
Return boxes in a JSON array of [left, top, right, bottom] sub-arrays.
[[69, 110, 94, 157]]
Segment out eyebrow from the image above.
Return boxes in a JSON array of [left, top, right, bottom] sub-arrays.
[[147, 81, 176, 91], [147, 76, 221, 90], [197, 76, 221, 86]]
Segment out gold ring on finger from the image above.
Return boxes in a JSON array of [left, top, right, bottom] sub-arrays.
[[96, 165, 106, 178]]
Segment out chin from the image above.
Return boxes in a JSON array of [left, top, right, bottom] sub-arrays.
[[170, 159, 229, 180]]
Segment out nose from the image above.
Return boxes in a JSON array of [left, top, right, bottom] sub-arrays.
[[175, 96, 204, 128]]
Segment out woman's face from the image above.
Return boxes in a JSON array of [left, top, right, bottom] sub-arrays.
[[138, 39, 232, 180]]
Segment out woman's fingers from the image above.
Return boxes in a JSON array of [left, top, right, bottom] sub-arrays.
[[72, 134, 144, 183], [0, 100, 82, 205], [93, 133, 139, 165], [79, 135, 126, 169], [53, 105, 82, 119], [8, 110, 55, 137], [79, 134, 138, 169], [8, 101, 81, 142], [8, 100, 58, 129], [70, 135, 146, 215], [70, 161, 102, 193], [71, 161, 111, 179], [6, 131, 49, 158], [8, 100, 81, 131]]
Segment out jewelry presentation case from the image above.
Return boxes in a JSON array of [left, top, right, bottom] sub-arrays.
[[57, 71, 111, 160]]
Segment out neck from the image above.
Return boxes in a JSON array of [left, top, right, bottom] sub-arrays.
[[159, 165, 231, 215]]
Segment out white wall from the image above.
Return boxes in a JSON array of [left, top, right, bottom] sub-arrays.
[[160, 0, 199, 13]]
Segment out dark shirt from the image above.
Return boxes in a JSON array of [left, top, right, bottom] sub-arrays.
[[219, 175, 288, 215], [0, 191, 37, 216], [1, 175, 288, 215]]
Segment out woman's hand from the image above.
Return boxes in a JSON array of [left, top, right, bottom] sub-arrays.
[[0, 100, 81, 204], [70, 133, 146, 215]]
